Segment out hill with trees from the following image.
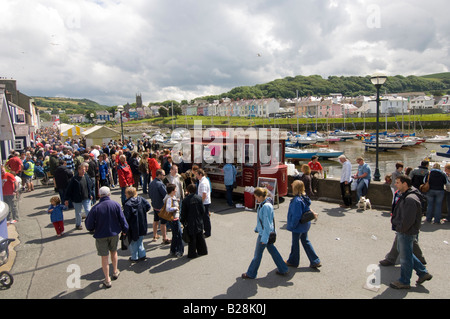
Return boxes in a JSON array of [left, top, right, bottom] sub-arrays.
[[197, 73, 450, 102]]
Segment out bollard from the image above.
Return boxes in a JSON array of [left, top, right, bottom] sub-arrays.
[[0, 201, 9, 239]]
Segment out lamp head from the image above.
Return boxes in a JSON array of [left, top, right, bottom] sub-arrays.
[[117, 105, 124, 112], [370, 73, 387, 86]]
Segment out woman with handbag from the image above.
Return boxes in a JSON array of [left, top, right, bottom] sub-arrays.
[[285, 180, 321, 269], [242, 187, 288, 279], [164, 183, 184, 257]]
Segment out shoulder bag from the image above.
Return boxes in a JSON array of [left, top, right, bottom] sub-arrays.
[[258, 211, 276, 245], [419, 174, 430, 193], [158, 198, 175, 221]]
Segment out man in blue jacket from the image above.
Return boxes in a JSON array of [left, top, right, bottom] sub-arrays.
[[85, 186, 128, 288], [149, 169, 169, 244], [223, 163, 237, 206]]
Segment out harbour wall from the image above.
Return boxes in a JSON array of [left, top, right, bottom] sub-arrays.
[[154, 120, 449, 131], [287, 175, 449, 215]]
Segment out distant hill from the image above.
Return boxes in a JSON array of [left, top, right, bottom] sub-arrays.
[[33, 96, 111, 113], [33, 72, 450, 108], [198, 72, 450, 102]]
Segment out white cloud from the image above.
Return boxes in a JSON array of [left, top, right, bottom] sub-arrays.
[[0, 0, 448, 106]]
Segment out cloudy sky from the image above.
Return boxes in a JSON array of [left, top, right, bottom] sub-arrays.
[[1, 0, 449, 106]]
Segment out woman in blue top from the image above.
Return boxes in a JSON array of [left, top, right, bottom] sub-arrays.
[[285, 180, 321, 268], [242, 187, 288, 279]]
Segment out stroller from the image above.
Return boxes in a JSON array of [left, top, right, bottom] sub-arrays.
[[0, 237, 15, 288]]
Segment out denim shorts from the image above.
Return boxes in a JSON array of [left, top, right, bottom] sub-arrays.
[[95, 236, 119, 256]]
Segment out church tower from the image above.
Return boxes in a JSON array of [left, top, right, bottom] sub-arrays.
[[136, 93, 142, 108]]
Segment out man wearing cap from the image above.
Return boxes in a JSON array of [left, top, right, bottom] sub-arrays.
[[85, 186, 129, 288]]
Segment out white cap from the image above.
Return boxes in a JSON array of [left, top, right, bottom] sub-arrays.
[[99, 186, 111, 197]]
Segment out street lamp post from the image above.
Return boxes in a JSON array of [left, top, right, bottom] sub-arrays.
[[117, 105, 124, 143], [370, 73, 387, 182]]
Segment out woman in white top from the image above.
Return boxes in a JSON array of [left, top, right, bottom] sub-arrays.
[[338, 155, 352, 208], [196, 169, 211, 237], [164, 183, 183, 257]]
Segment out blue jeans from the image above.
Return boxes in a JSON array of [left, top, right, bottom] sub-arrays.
[[286, 232, 320, 267], [426, 189, 445, 223], [356, 179, 369, 202], [73, 199, 91, 227], [246, 235, 288, 279], [225, 185, 234, 206], [170, 220, 184, 255], [142, 173, 149, 194], [396, 232, 428, 285], [121, 187, 127, 206], [129, 236, 146, 260]]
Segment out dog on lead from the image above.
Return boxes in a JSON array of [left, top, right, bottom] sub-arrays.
[[357, 196, 372, 211]]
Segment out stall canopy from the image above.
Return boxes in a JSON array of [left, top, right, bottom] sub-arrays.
[[82, 125, 120, 146], [60, 124, 84, 138]]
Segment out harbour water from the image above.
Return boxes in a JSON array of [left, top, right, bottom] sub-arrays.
[[128, 127, 449, 180], [294, 138, 450, 179]]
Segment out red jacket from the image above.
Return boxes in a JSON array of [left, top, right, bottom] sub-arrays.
[[147, 158, 161, 179], [117, 163, 134, 188]]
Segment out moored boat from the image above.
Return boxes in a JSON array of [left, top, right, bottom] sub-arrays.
[[285, 147, 317, 159]]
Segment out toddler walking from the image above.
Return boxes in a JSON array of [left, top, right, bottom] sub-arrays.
[[48, 196, 67, 237]]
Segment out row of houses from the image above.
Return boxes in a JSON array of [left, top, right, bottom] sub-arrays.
[[57, 93, 449, 125], [0, 79, 40, 161], [181, 94, 449, 119]]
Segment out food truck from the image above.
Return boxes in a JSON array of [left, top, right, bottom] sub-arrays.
[[174, 127, 288, 198]]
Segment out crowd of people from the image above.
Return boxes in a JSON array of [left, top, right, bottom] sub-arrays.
[[335, 154, 449, 289], [337, 155, 450, 225], [1, 126, 449, 290]]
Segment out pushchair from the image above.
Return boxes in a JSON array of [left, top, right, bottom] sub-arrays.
[[35, 164, 51, 186], [0, 237, 15, 288]]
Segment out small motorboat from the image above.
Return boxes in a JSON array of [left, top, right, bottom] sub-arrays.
[[285, 148, 317, 160], [362, 137, 404, 150], [436, 145, 450, 158], [426, 133, 450, 143], [315, 148, 344, 160]]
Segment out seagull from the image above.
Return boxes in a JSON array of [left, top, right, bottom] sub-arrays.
[[257, 53, 261, 57]]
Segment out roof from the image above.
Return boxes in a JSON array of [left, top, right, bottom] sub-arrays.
[[82, 125, 119, 137]]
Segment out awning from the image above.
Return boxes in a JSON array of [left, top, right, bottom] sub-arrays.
[[60, 124, 84, 137]]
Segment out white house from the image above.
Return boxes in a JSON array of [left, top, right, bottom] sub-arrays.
[[363, 95, 409, 114], [409, 96, 435, 109]]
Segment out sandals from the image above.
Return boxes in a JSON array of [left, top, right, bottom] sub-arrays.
[[103, 280, 112, 288], [112, 270, 120, 280]]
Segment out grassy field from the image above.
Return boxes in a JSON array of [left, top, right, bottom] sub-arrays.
[[119, 113, 450, 128]]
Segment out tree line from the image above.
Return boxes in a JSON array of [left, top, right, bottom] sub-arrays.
[[198, 74, 450, 102]]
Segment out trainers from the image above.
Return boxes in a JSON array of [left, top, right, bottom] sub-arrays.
[[416, 273, 432, 285], [390, 281, 411, 289]]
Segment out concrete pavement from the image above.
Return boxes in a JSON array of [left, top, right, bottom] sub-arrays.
[[1, 182, 449, 300]]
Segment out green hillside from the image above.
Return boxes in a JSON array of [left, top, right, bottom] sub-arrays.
[[33, 72, 450, 108], [198, 73, 450, 102], [33, 96, 110, 113]]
